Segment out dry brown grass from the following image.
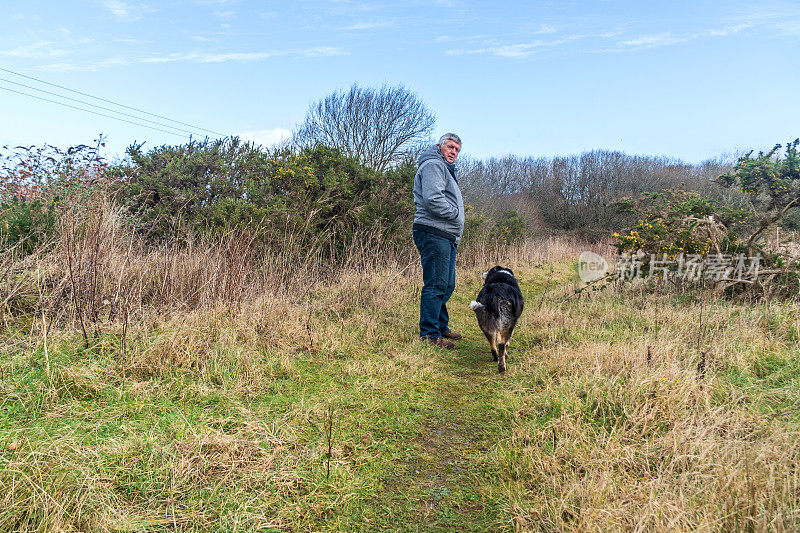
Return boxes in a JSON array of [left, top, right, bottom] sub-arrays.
[[500, 290, 800, 531], [1, 202, 799, 531]]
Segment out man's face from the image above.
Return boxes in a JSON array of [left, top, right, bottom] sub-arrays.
[[439, 140, 461, 164]]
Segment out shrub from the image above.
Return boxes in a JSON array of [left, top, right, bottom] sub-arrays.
[[112, 137, 272, 239], [113, 139, 415, 254], [0, 196, 58, 254], [610, 172, 800, 298], [491, 209, 527, 244], [611, 189, 749, 259], [717, 138, 800, 253], [0, 142, 108, 254]]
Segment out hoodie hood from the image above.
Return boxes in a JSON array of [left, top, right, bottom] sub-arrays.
[[417, 144, 456, 181]]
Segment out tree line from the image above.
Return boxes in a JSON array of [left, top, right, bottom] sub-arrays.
[[1, 82, 759, 254], [457, 151, 737, 236]]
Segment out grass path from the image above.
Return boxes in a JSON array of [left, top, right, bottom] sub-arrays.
[[362, 263, 573, 531], [383, 339, 505, 531]]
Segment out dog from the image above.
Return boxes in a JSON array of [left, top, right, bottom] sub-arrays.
[[470, 266, 524, 373]]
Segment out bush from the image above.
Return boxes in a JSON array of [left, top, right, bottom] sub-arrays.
[[611, 189, 749, 259], [491, 209, 527, 244], [610, 182, 800, 298], [0, 196, 58, 254], [113, 138, 416, 253], [717, 138, 800, 253], [1, 142, 108, 254]]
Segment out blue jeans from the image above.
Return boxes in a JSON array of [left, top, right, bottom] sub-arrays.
[[413, 229, 457, 340]]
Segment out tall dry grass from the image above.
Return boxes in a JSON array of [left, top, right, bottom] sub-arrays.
[[3, 200, 798, 531], [2, 201, 602, 333], [0, 202, 409, 326], [502, 290, 800, 531]]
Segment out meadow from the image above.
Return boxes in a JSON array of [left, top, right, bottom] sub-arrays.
[[1, 214, 798, 532]]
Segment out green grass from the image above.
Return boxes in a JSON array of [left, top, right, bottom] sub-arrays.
[[2, 260, 800, 531]]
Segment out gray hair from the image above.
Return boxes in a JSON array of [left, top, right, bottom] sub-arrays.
[[438, 133, 462, 146]]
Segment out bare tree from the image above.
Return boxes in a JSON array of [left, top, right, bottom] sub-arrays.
[[458, 149, 736, 234], [293, 83, 436, 172]]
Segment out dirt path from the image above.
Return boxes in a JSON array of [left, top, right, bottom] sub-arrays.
[[375, 268, 564, 531], [389, 334, 507, 531]]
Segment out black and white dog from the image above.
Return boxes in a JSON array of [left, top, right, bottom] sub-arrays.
[[470, 266, 524, 373]]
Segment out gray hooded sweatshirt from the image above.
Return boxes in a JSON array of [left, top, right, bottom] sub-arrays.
[[412, 145, 465, 244]]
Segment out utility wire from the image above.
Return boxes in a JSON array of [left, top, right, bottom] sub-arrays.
[[0, 85, 190, 138], [0, 66, 226, 137], [0, 76, 205, 137]]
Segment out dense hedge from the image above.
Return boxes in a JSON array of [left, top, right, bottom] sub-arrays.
[[112, 139, 416, 249], [0, 138, 418, 255], [0, 143, 107, 253]]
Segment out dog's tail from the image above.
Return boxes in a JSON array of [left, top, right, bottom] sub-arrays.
[[469, 300, 484, 311], [497, 343, 507, 374]]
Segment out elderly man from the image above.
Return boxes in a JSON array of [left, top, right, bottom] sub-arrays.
[[412, 133, 465, 348]]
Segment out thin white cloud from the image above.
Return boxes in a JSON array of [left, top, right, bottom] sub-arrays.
[[141, 51, 275, 63], [707, 23, 752, 37], [111, 37, 146, 44], [238, 127, 291, 147], [340, 20, 394, 31], [449, 40, 548, 58], [534, 24, 557, 35], [725, 3, 800, 37], [777, 21, 800, 35], [39, 46, 348, 71], [39, 55, 134, 71], [447, 34, 584, 58], [38, 62, 100, 72], [442, 12, 776, 60], [0, 41, 69, 59], [619, 31, 688, 48], [434, 33, 486, 44], [100, 0, 154, 21], [297, 46, 347, 57], [143, 47, 347, 63], [102, 0, 131, 17], [610, 23, 752, 51], [728, 2, 800, 26]]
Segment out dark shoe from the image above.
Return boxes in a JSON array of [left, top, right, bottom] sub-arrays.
[[428, 337, 456, 349], [442, 329, 462, 340]]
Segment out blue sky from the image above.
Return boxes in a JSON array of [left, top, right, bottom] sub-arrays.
[[1, 0, 799, 163]]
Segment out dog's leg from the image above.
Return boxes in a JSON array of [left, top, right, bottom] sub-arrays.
[[483, 330, 497, 360], [494, 331, 507, 373]]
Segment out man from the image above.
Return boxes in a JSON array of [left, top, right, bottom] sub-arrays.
[[412, 133, 465, 349]]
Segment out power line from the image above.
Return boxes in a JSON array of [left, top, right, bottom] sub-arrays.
[[0, 66, 226, 137], [0, 76, 206, 138], [0, 85, 191, 138]]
